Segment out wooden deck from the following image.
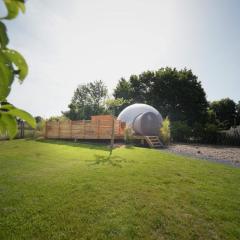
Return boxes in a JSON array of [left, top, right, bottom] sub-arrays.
[[44, 115, 163, 148]]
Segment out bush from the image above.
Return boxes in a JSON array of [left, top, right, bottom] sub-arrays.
[[159, 117, 171, 145], [202, 123, 219, 144], [171, 121, 192, 142], [124, 126, 134, 144]]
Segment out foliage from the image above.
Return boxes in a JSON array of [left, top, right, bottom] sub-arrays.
[[113, 77, 132, 101], [1, 140, 240, 239], [124, 126, 134, 144], [35, 117, 45, 131], [159, 117, 171, 145], [113, 67, 208, 126], [236, 101, 240, 125], [105, 97, 131, 116], [210, 98, 237, 129], [202, 123, 219, 144], [35, 116, 43, 123], [63, 80, 108, 120], [47, 115, 68, 122], [206, 108, 218, 125], [171, 121, 192, 142], [0, 0, 36, 138]]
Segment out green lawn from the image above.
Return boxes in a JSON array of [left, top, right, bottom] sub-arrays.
[[0, 140, 240, 240]]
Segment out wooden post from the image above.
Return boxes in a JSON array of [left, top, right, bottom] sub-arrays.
[[97, 120, 100, 139], [110, 116, 115, 156], [58, 121, 60, 138], [118, 120, 121, 135], [45, 121, 48, 138], [83, 120, 85, 139], [21, 121, 25, 138], [70, 120, 72, 139]]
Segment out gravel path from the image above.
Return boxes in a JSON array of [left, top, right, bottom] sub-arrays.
[[163, 143, 240, 167]]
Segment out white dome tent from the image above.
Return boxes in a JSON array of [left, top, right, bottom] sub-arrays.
[[117, 103, 163, 136]]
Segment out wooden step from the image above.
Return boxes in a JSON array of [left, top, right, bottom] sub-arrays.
[[144, 136, 163, 148]]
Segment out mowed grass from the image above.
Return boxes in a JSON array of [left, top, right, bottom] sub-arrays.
[[0, 140, 240, 240]]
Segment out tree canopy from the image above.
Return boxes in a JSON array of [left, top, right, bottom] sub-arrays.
[[210, 98, 237, 129], [63, 80, 108, 120], [113, 67, 208, 125]]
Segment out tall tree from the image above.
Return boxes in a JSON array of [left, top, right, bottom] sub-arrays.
[[113, 67, 208, 125], [105, 98, 131, 117], [113, 78, 132, 101], [210, 98, 237, 129], [0, 0, 36, 138], [63, 80, 108, 120], [236, 101, 240, 125]]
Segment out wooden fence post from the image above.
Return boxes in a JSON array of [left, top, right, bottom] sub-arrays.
[[45, 121, 48, 138], [83, 120, 85, 139], [110, 116, 115, 156], [97, 120, 100, 139], [19, 121, 24, 138], [118, 120, 121, 135], [70, 120, 72, 139], [58, 121, 60, 138]]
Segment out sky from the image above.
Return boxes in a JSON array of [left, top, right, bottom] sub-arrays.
[[1, 0, 239, 117]]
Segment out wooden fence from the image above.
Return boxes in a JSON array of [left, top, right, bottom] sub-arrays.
[[45, 115, 126, 140]]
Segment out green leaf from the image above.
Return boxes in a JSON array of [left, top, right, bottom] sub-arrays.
[[0, 113, 18, 139], [0, 21, 9, 48], [3, 49, 28, 81], [8, 108, 36, 128], [1, 0, 26, 19], [0, 63, 10, 100], [0, 53, 14, 100], [16, 1, 25, 13], [1, 104, 36, 128], [3, 0, 19, 20]]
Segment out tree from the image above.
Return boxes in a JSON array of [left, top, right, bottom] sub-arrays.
[[0, 0, 36, 138], [236, 101, 240, 126], [113, 78, 132, 101], [63, 80, 108, 120], [113, 67, 208, 126], [105, 98, 131, 116], [210, 98, 237, 129]]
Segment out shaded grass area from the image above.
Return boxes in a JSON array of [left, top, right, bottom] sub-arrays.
[[0, 140, 240, 240]]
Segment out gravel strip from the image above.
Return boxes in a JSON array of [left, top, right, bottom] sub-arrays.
[[162, 143, 240, 167]]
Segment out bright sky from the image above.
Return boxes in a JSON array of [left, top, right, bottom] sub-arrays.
[[1, 0, 240, 117]]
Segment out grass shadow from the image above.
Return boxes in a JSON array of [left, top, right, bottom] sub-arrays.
[[89, 154, 127, 167], [36, 139, 109, 152]]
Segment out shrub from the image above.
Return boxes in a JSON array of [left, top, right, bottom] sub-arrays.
[[202, 123, 219, 144], [192, 122, 204, 140], [159, 117, 171, 145], [171, 121, 192, 142], [124, 126, 134, 144]]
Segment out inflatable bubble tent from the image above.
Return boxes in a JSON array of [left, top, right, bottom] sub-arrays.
[[117, 103, 163, 136]]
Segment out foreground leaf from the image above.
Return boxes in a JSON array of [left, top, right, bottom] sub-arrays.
[[2, 0, 25, 20], [3, 49, 28, 81], [0, 21, 9, 48], [0, 53, 14, 100], [2, 0, 19, 20], [1, 104, 36, 128], [0, 113, 17, 138]]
